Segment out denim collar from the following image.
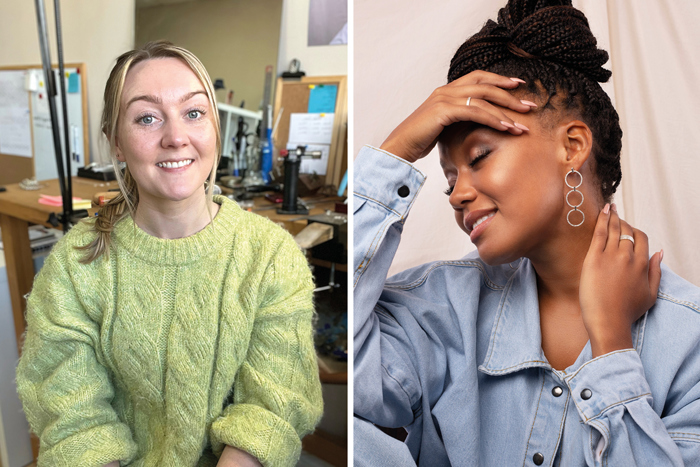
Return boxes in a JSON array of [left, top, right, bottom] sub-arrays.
[[478, 259, 648, 377]]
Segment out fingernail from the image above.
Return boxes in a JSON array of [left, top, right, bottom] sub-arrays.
[[500, 121, 515, 129], [513, 122, 530, 131], [611, 203, 617, 212], [520, 100, 538, 107], [660, 249, 664, 262], [510, 77, 526, 84], [603, 203, 610, 214]]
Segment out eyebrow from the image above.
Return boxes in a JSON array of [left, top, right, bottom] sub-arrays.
[[125, 90, 208, 109]]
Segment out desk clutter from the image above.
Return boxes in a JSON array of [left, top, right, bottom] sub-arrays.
[[0, 225, 59, 253]]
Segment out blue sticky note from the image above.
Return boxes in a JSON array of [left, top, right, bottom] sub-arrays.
[[68, 73, 79, 93], [308, 84, 337, 113]]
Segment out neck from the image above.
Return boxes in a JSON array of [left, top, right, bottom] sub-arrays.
[[133, 192, 220, 239], [529, 213, 597, 308]]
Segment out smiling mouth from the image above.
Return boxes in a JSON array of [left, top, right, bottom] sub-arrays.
[[470, 212, 495, 232], [156, 159, 193, 169]]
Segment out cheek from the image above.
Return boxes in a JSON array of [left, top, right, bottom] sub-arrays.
[[119, 128, 158, 162]]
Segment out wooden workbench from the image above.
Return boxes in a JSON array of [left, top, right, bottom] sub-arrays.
[[0, 177, 117, 356]]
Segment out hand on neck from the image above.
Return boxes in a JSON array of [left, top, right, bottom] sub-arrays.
[[133, 192, 220, 239]]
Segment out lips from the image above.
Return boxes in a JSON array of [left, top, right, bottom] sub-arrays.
[[156, 159, 193, 169], [464, 208, 497, 233]]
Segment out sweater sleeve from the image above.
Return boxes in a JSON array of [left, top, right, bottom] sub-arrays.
[[15, 242, 138, 467], [209, 232, 323, 467]]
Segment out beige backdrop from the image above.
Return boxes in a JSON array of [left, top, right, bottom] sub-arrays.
[[354, 0, 700, 286]]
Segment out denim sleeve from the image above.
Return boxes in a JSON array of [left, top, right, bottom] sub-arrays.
[[565, 349, 699, 465], [353, 145, 427, 428]]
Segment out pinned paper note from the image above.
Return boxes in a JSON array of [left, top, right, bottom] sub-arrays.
[[288, 113, 334, 145], [308, 84, 337, 113], [0, 70, 32, 157], [68, 72, 79, 93]]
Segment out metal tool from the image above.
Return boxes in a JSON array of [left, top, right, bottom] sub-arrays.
[[277, 145, 322, 215]]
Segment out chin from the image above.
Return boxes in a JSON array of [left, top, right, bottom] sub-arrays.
[[474, 246, 520, 267]]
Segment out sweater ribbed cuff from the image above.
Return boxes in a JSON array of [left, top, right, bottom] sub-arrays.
[[37, 422, 137, 467], [210, 403, 301, 467]]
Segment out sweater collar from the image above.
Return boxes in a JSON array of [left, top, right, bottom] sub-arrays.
[[113, 195, 239, 266]]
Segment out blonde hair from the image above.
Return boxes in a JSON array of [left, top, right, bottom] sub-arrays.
[[78, 41, 221, 263]]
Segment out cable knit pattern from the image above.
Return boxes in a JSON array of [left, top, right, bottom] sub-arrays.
[[16, 195, 323, 467]]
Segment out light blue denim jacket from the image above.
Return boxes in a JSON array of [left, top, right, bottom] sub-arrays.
[[353, 145, 700, 466]]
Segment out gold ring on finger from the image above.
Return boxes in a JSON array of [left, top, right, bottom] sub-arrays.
[[620, 234, 635, 245]]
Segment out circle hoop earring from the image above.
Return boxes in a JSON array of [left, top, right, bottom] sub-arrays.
[[565, 168, 585, 227]]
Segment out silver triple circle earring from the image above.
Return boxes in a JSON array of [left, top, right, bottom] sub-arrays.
[[566, 168, 584, 227]]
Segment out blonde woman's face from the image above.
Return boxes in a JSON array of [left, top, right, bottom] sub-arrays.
[[116, 57, 216, 207]]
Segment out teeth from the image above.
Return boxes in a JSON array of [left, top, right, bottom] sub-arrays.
[[157, 159, 193, 168], [472, 212, 495, 230]]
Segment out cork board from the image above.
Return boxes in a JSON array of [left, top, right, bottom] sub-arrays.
[[272, 76, 347, 190], [0, 63, 89, 186]]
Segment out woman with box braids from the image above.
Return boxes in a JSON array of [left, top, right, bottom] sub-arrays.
[[448, 0, 622, 202], [354, 0, 700, 465]]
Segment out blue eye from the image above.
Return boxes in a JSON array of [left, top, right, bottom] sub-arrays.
[[188, 109, 204, 119], [139, 115, 154, 125]]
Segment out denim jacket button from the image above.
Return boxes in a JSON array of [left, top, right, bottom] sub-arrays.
[[533, 452, 544, 465], [397, 185, 410, 197], [581, 388, 592, 400], [552, 386, 563, 397]]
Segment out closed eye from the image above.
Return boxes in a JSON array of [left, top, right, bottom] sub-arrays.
[[444, 186, 454, 196], [469, 149, 491, 167]]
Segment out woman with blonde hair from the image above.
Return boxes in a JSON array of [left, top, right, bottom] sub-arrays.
[[17, 41, 322, 467]]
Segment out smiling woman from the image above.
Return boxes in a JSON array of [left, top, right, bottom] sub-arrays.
[[16, 41, 323, 467], [353, 0, 700, 465]]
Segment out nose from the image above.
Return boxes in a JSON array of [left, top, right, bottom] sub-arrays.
[[449, 172, 477, 210], [161, 117, 189, 149]]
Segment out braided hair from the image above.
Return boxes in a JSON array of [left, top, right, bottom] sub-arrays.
[[449, 0, 621, 202]]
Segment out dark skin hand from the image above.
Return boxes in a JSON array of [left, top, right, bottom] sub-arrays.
[[380, 70, 534, 163], [580, 204, 662, 359], [380, 69, 662, 367]]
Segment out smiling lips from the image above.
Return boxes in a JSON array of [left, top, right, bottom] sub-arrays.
[[464, 208, 497, 241], [156, 159, 193, 169]]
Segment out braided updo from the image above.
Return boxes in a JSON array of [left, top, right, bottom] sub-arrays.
[[449, 0, 621, 202]]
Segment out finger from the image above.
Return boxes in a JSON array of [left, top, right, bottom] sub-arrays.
[[630, 226, 649, 259], [618, 219, 635, 253], [648, 250, 663, 301], [606, 204, 621, 252], [453, 84, 535, 113], [462, 98, 526, 135], [450, 70, 526, 88], [442, 101, 527, 135], [590, 203, 611, 252]]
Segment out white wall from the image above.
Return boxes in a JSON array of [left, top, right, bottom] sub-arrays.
[[278, 0, 348, 76], [0, 0, 135, 165]]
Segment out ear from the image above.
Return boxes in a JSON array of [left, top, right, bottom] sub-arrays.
[[559, 120, 593, 171], [108, 131, 125, 162]]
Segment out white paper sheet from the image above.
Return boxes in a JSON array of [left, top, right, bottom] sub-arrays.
[[286, 143, 331, 175], [288, 112, 334, 145], [0, 71, 32, 157]]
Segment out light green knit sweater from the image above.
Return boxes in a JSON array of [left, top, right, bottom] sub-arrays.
[[16, 195, 323, 467]]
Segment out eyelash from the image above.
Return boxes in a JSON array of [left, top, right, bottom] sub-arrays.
[[443, 149, 492, 196], [135, 107, 207, 125]]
